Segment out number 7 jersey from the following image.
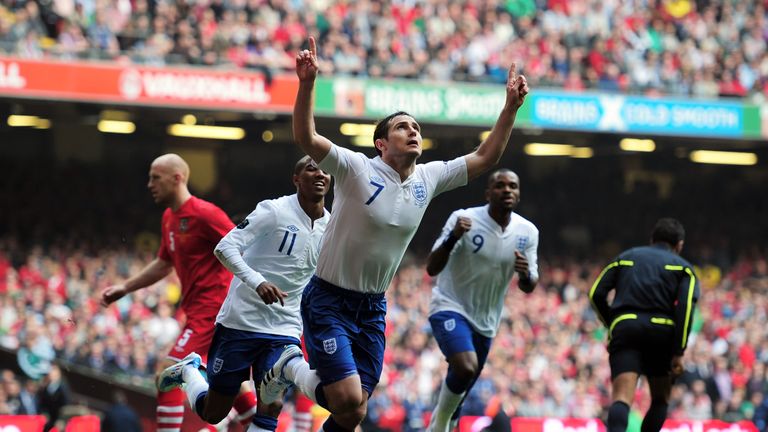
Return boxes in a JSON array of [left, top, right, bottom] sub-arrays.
[[429, 205, 539, 337], [316, 144, 467, 294]]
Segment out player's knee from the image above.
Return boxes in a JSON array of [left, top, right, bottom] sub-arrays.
[[350, 402, 367, 424], [453, 360, 479, 384], [337, 402, 367, 426], [200, 405, 230, 424], [329, 392, 364, 415]]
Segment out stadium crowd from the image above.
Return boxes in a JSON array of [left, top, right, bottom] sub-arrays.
[[0, 0, 767, 99], [1, 232, 767, 430]]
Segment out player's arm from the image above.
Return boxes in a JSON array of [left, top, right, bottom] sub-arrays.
[[100, 258, 173, 306], [426, 214, 471, 277], [293, 36, 333, 163], [464, 64, 529, 180], [214, 204, 288, 306], [515, 231, 539, 293], [588, 260, 620, 328], [673, 266, 700, 356]]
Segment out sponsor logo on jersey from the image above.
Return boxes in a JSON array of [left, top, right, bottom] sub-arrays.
[[237, 218, 250, 229], [444, 318, 456, 332], [411, 182, 428, 207], [323, 338, 337, 355], [287, 225, 299, 232]]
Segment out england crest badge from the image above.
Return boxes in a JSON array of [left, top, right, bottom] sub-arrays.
[[444, 318, 456, 332], [411, 182, 428, 207], [323, 338, 337, 355], [212, 357, 224, 374]]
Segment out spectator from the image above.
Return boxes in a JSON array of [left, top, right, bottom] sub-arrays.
[[101, 390, 142, 432], [37, 364, 72, 432]]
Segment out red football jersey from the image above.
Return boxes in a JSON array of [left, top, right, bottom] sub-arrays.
[[158, 196, 234, 316]]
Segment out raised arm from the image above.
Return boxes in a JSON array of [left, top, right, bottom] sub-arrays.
[[293, 36, 333, 163], [464, 64, 529, 180]]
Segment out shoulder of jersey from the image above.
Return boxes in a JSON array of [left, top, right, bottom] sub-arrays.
[[513, 212, 538, 232]]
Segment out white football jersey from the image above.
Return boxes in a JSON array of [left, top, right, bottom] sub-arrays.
[[316, 144, 467, 294], [429, 205, 539, 337], [214, 194, 329, 339]]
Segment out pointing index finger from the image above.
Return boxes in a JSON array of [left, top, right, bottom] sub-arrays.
[[508, 62, 517, 82], [309, 36, 316, 56]]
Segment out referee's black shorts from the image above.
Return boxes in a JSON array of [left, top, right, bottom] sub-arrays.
[[608, 312, 676, 379]]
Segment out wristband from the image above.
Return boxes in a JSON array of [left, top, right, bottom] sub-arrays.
[[442, 233, 459, 249]]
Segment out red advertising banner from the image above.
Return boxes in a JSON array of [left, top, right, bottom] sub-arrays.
[[660, 420, 758, 432], [64, 415, 100, 432], [511, 417, 607, 432], [0, 415, 46, 432], [0, 57, 298, 111], [499, 417, 758, 432], [460, 415, 494, 432]]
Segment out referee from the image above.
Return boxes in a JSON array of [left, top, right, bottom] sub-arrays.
[[589, 218, 700, 432]]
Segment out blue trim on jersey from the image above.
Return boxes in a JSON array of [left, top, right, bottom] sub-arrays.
[[206, 324, 300, 395], [301, 276, 386, 397]]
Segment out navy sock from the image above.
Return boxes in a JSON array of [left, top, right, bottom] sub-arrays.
[[641, 401, 668, 432], [252, 413, 278, 431], [194, 392, 207, 417], [607, 401, 630, 432]]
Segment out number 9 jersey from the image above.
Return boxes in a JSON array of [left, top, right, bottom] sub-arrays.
[[429, 205, 539, 338]]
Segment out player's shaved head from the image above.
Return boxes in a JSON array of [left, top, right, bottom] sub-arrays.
[[152, 153, 190, 183], [148, 153, 192, 209]]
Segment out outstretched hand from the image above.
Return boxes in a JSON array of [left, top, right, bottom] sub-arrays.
[[296, 36, 319, 82], [505, 63, 529, 110], [100, 284, 127, 307]]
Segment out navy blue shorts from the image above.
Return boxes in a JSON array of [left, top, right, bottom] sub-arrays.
[[301, 276, 386, 398], [429, 311, 492, 369], [206, 324, 300, 396]]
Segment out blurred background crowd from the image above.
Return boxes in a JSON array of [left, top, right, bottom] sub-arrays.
[[1, 234, 767, 430], [0, 0, 767, 99], [0, 0, 767, 430], [0, 158, 767, 430]]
